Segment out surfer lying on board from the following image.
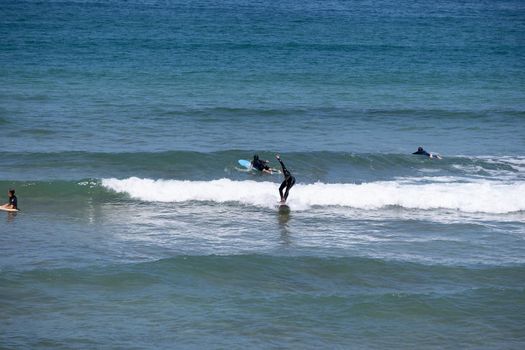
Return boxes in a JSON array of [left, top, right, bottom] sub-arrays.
[[413, 146, 442, 159], [276, 155, 295, 203], [413, 146, 431, 157], [252, 154, 276, 174], [1, 189, 18, 210]]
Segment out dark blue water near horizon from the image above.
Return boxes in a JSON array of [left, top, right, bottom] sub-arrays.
[[2, 0, 524, 155], [1, 0, 525, 349]]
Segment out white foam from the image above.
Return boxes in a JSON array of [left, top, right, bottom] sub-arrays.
[[472, 155, 525, 173], [102, 177, 525, 214]]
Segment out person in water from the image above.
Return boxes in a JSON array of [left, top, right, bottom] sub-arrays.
[[413, 146, 431, 157], [276, 154, 295, 203], [251, 154, 274, 174], [1, 189, 18, 210], [413, 146, 442, 159]]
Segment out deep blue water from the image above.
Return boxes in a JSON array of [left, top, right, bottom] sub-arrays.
[[1, 0, 525, 348]]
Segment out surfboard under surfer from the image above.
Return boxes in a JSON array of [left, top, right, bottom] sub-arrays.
[[276, 155, 295, 203]]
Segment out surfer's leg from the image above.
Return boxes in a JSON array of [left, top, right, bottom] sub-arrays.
[[279, 180, 287, 201], [283, 187, 290, 201], [283, 177, 295, 201]]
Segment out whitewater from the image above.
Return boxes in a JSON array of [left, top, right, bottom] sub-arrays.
[[102, 177, 525, 214]]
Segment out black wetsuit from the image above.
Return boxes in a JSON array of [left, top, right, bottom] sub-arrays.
[[277, 158, 295, 202], [413, 149, 431, 157], [252, 159, 267, 171], [9, 195, 17, 209]]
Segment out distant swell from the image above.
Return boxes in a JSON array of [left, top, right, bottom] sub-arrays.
[[102, 177, 525, 214]]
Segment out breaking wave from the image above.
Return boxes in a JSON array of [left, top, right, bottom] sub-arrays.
[[102, 177, 525, 214]]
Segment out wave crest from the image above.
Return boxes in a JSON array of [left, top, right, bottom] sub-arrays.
[[102, 177, 525, 214]]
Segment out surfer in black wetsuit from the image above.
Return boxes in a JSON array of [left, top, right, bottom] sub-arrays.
[[413, 146, 442, 159], [252, 155, 266, 171], [1, 189, 18, 210], [413, 146, 431, 157], [252, 155, 276, 174], [276, 155, 295, 203]]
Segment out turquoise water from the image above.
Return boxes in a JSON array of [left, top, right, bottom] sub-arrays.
[[1, 0, 525, 348]]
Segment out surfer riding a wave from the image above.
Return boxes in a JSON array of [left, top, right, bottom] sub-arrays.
[[276, 155, 295, 204]]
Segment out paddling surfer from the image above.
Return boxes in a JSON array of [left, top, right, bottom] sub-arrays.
[[413, 146, 442, 159], [251, 154, 278, 174], [252, 155, 271, 173], [413, 146, 431, 157]]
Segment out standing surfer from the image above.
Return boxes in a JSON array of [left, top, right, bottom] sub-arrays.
[[276, 155, 295, 203]]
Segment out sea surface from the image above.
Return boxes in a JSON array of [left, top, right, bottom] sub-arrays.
[[1, 0, 525, 349]]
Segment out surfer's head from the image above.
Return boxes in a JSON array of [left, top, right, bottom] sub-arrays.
[[253, 154, 259, 161], [418, 147, 423, 152], [8, 189, 15, 197]]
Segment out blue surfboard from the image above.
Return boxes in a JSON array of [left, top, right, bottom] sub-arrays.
[[238, 159, 252, 169]]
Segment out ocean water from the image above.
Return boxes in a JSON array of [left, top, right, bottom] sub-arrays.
[[1, 0, 525, 348]]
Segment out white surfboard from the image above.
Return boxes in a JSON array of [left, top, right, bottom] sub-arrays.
[[0, 207, 19, 213]]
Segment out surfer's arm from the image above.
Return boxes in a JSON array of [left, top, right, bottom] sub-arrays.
[[276, 157, 291, 177], [275, 156, 286, 171]]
